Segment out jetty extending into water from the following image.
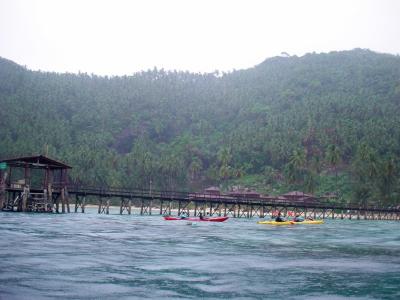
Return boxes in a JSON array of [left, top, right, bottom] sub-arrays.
[[1, 155, 399, 220]]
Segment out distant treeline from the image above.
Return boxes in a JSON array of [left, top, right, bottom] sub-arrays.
[[1, 49, 399, 206]]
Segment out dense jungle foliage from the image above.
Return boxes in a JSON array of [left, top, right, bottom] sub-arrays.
[[1, 49, 400, 206]]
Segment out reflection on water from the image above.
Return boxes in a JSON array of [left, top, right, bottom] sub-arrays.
[[0, 209, 399, 299]]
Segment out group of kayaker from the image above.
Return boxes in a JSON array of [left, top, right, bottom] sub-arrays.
[[178, 212, 208, 220], [275, 212, 313, 223], [166, 211, 317, 224]]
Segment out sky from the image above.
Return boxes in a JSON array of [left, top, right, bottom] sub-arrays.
[[0, 0, 399, 75]]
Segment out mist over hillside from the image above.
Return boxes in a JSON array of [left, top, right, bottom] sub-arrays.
[[1, 49, 400, 205]]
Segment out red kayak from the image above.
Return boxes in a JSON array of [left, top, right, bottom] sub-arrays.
[[163, 216, 229, 222]]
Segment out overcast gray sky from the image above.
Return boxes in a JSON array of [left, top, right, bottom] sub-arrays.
[[0, 0, 399, 75]]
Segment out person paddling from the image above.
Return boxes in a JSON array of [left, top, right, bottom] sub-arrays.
[[293, 214, 304, 222], [275, 212, 285, 222]]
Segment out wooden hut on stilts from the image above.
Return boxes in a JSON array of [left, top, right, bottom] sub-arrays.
[[0, 155, 72, 213]]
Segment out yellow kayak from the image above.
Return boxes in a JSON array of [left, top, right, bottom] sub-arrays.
[[257, 221, 294, 225], [257, 220, 324, 225], [293, 220, 324, 225]]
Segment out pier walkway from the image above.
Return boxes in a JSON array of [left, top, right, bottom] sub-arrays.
[[4, 185, 400, 220]]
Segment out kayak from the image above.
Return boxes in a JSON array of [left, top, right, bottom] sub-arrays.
[[293, 220, 324, 225], [257, 220, 324, 225], [164, 216, 229, 222], [257, 221, 294, 225]]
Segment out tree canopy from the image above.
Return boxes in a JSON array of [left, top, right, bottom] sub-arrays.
[[1, 49, 399, 205]]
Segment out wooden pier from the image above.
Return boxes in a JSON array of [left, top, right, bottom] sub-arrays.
[[2, 185, 399, 220], [1, 155, 399, 220]]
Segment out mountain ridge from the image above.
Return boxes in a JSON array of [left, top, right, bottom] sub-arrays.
[[1, 48, 399, 205]]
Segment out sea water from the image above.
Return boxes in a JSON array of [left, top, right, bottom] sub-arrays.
[[0, 208, 399, 299]]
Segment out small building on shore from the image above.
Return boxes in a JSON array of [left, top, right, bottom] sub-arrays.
[[227, 188, 261, 198], [281, 191, 318, 204]]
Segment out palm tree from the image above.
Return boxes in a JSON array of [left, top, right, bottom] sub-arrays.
[[304, 171, 317, 194], [353, 143, 378, 207], [189, 157, 202, 181], [380, 157, 396, 204], [284, 162, 296, 184], [217, 147, 232, 167], [218, 147, 232, 181], [290, 149, 306, 170], [286, 149, 306, 184], [326, 144, 340, 194]]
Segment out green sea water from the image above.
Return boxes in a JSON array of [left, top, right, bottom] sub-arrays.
[[0, 209, 399, 299]]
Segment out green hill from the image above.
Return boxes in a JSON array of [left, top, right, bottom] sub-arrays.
[[1, 49, 399, 205]]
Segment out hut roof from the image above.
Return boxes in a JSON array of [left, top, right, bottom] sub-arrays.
[[227, 191, 261, 198], [0, 155, 72, 169]]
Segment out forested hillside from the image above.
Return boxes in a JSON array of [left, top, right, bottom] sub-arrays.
[[1, 49, 400, 205]]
